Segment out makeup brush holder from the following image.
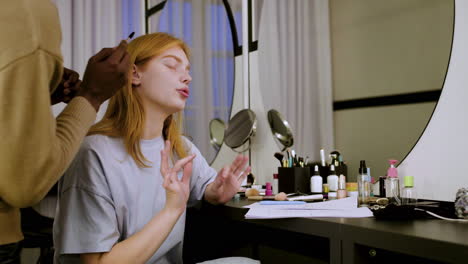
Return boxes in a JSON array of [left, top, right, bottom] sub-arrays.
[[278, 167, 311, 194]]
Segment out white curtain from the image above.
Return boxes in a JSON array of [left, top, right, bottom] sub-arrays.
[[258, 0, 334, 161], [154, 0, 234, 163], [51, 0, 141, 121], [37, 0, 132, 218]]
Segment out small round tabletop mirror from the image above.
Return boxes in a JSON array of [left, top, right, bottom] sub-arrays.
[[209, 118, 226, 151], [224, 109, 257, 152], [267, 109, 294, 151]]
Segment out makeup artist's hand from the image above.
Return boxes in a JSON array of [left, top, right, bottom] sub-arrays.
[[205, 155, 251, 204], [160, 141, 196, 213], [51, 67, 81, 105], [77, 40, 131, 112]]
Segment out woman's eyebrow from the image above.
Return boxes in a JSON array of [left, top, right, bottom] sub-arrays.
[[162, 55, 190, 71]]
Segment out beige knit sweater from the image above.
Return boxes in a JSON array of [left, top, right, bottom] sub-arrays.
[[0, 0, 96, 244]]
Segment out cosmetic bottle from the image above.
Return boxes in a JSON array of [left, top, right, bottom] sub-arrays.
[[338, 155, 348, 177], [337, 175, 347, 199], [357, 160, 370, 207], [346, 182, 358, 197], [370, 177, 375, 197], [379, 176, 387, 197], [265, 182, 273, 196], [330, 151, 341, 174], [319, 149, 329, 180], [366, 167, 371, 183], [401, 176, 417, 205], [310, 165, 323, 194], [385, 159, 401, 205], [327, 165, 339, 192], [272, 173, 279, 195], [323, 184, 329, 200]]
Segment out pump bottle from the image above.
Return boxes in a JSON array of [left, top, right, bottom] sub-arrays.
[[385, 159, 401, 205]]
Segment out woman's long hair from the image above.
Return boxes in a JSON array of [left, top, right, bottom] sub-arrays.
[[88, 32, 190, 167]]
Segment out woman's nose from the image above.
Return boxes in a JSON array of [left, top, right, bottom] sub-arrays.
[[182, 72, 192, 84]]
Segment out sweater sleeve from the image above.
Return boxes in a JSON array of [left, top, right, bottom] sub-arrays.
[[0, 48, 96, 208]]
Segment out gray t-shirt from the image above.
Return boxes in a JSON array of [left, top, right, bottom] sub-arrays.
[[53, 135, 217, 264]]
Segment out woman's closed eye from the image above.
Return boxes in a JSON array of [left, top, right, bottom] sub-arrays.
[[165, 62, 178, 70]]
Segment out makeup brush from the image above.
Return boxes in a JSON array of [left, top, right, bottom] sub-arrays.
[[126, 31, 135, 42], [274, 152, 284, 166]]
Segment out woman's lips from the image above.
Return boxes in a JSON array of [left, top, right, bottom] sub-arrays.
[[177, 88, 190, 98]]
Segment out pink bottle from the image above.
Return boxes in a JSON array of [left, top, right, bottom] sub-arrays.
[[265, 182, 273, 196], [387, 159, 398, 178], [385, 159, 401, 204]]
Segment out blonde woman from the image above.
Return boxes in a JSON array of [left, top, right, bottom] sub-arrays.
[[53, 33, 252, 264]]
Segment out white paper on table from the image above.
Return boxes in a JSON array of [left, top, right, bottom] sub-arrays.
[[244, 207, 373, 219], [244, 197, 358, 210]]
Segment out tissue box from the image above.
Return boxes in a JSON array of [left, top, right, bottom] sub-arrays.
[[278, 167, 310, 194]]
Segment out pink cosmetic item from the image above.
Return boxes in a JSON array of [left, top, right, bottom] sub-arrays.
[[387, 159, 398, 178], [265, 182, 273, 196]]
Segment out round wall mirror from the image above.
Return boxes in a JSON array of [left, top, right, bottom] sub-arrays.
[[209, 118, 226, 151], [224, 109, 257, 152], [148, 0, 235, 164], [258, 0, 454, 180], [267, 109, 294, 151]]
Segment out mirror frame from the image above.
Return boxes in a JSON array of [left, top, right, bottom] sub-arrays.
[[209, 118, 226, 151], [267, 109, 294, 151], [224, 109, 257, 152]]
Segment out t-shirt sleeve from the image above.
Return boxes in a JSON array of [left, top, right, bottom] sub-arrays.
[[185, 140, 217, 206], [54, 144, 120, 257]]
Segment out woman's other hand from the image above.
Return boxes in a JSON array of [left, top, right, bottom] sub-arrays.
[[205, 155, 251, 204], [160, 140, 196, 213]]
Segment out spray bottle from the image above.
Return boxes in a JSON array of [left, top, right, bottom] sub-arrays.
[[385, 159, 401, 205], [357, 160, 370, 207]]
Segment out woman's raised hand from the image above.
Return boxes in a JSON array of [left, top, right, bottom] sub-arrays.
[[160, 140, 196, 212]]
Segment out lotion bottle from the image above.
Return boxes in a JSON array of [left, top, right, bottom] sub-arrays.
[[327, 165, 339, 192], [310, 165, 323, 194]]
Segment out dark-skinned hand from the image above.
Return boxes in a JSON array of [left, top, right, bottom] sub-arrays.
[[77, 40, 131, 112], [50, 67, 81, 105]]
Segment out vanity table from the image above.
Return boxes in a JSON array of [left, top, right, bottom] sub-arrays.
[[183, 198, 468, 264]]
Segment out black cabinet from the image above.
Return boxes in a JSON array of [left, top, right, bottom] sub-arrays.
[[183, 199, 468, 264]]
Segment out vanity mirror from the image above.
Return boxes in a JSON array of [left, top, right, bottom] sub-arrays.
[[267, 109, 294, 151], [224, 109, 257, 152], [145, 0, 236, 164], [330, 0, 454, 181], [258, 0, 454, 181], [209, 118, 226, 151]]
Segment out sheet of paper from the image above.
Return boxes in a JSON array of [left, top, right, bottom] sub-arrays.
[[244, 197, 358, 210], [244, 207, 373, 219]]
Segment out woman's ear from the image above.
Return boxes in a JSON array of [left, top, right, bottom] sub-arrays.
[[132, 64, 142, 86]]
